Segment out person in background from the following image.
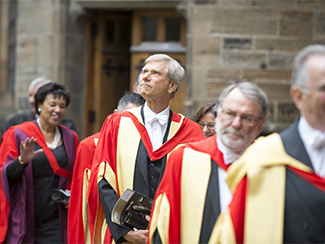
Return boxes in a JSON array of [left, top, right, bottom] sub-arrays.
[[148, 82, 268, 244], [68, 91, 145, 244], [4, 77, 76, 133], [0, 82, 78, 244], [88, 54, 204, 244], [133, 71, 142, 94], [211, 45, 325, 244], [195, 102, 219, 138]]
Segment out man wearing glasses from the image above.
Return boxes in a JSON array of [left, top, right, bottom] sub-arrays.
[[148, 82, 268, 244], [212, 45, 325, 244]]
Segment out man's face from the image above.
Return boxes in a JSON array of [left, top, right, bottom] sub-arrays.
[[297, 55, 325, 131], [216, 87, 264, 154], [139, 60, 177, 103], [28, 83, 43, 115]]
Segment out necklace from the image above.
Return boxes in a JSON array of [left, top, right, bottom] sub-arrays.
[[37, 118, 61, 149]]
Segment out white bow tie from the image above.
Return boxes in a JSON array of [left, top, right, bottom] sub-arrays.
[[311, 132, 325, 150], [147, 114, 169, 126]]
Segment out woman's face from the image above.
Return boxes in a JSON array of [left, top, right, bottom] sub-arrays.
[[198, 112, 216, 138], [38, 93, 66, 127]]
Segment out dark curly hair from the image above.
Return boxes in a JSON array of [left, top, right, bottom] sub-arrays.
[[34, 82, 71, 115]]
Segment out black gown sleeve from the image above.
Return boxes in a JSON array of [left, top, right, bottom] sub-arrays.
[[98, 178, 131, 243], [6, 158, 27, 186]]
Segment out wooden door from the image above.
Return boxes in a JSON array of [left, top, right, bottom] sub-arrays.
[[84, 12, 131, 136], [130, 10, 186, 115], [84, 10, 186, 137]]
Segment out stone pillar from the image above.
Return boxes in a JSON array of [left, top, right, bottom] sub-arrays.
[[15, 0, 86, 136]]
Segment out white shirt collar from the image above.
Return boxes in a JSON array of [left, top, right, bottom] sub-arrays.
[[143, 102, 169, 125], [299, 116, 325, 148], [298, 116, 325, 178], [216, 136, 242, 165]]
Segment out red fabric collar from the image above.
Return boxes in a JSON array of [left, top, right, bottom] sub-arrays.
[[21, 122, 72, 179], [185, 135, 229, 171], [127, 111, 205, 161]]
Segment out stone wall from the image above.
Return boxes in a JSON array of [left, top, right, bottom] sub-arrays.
[[184, 0, 325, 133], [2, 0, 325, 137], [8, 0, 86, 136]]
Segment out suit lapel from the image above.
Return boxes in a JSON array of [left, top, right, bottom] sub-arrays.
[[280, 117, 313, 169], [199, 159, 221, 243], [134, 140, 149, 195]]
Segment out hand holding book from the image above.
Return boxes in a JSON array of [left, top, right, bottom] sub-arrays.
[[111, 188, 153, 230]]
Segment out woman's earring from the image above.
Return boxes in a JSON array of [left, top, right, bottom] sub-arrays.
[[38, 108, 41, 112]]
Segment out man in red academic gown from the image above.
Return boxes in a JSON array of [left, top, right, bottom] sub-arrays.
[[67, 92, 145, 244], [212, 45, 325, 244], [88, 54, 204, 244], [148, 82, 268, 244]]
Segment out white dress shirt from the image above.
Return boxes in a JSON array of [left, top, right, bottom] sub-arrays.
[[298, 116, 325, 178], [143, 103, 169, 151], [216, 136, 242, 212]]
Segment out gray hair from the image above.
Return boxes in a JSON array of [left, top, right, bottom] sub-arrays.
[[292, 44, 325, 87], [29, 77, 51, 90], [219, 81, 269, 119], [145, 54, 185, 99]]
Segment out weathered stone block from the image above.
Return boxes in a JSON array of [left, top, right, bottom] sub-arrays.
[[16, 64, 44, 77], [64, 65, 85, 95], [17, 0, 43, 18], [208, 68, 242, 79], [194, 6, 215, 22], [277, 102, 299, 122], [192, 21, 211, 35], [17, 12, 52, 34], [223, 38, 252, 50], [65, 35, 85, 65], [15, 79, 30, 93], [243, 69, 292, 81], [192, 37, 220, 66], [279, 11, 312, 37], [296, 0, 325, 10], [268, 54, 295, 69], [268, 101, 275, 120], [255, 38, 314, 51], [19, 97, 29, 110], [218, 0, 296, 10], [257, 83, 291, 100], [315, 11, 325, 37], [195, 0, 217, 4], [64, 96, 82, 136], [206, 81, 231, 98], [222, 53, 266, 69], [16, 51, 38, 64], [19, 37, 38, 52], [191, 67, 208, 98], [211, 9, 278, 35], [38, 36, 55, 63]]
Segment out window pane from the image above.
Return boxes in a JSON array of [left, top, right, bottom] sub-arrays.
[[166, 18, 180, 42], [143, 18, 157, 41]]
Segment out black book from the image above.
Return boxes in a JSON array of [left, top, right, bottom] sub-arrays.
[[111, 188, 153, 230]]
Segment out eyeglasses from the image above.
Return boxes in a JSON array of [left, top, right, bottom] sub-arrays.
[[198, 122, 215, 130], [221, 109, 261, 126]]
